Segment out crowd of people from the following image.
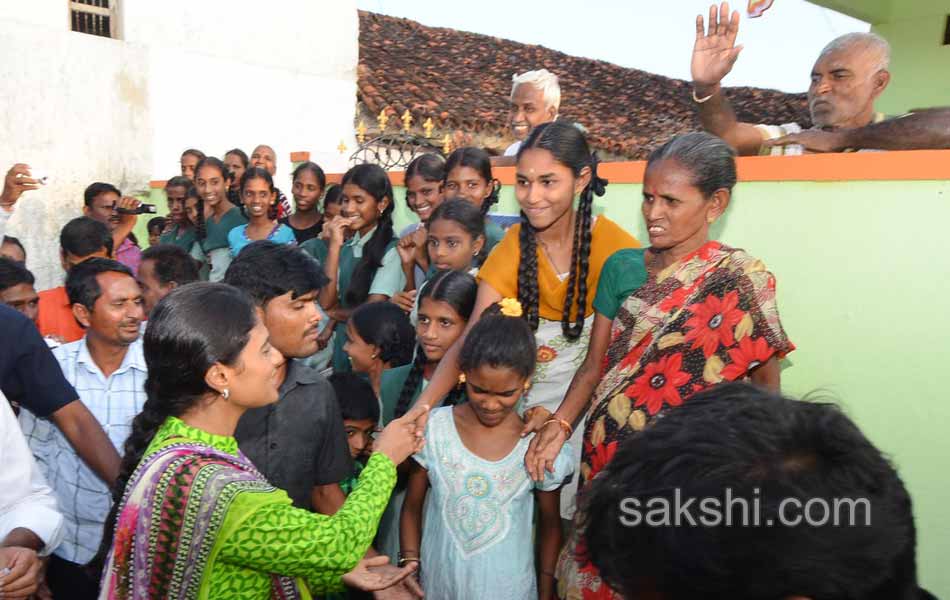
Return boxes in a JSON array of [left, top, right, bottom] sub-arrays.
[[0, 4, 945, 599]]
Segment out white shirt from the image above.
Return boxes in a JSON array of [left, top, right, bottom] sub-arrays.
[[19, 337, 147, 564], [0, 205, 12, 239], [0, 391, 63, 556], [503, 140, 522, 156]]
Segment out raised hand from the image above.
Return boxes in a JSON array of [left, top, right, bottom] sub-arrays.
[[391, 290, 417, 314], [396, 234, 417, 267], [1, 164, 41, 208], [326, 216, 353, 248], [691, 2, 743, 88]]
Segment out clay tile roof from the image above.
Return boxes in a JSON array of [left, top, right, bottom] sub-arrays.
[[358, 11, 811, 159]]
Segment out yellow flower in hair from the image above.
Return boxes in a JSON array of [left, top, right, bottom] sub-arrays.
[[499, 298, 523, 318]]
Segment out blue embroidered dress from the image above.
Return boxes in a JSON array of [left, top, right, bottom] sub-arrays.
[[414, 407, 573, 599]]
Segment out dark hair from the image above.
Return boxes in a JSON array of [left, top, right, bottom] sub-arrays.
[[329, 372, 380, 424], [516, 121, 606, 340], [404, 154, 445, 210], [340, 164, 396, 306], [224, 241, 328, 305], [292, 161, 327, 192], [0, 257, 34, 292], [181, 148, 206, 161], [146, 217, 167, 236], [444, 147, 500, 216], [186, 186, 206, 241], [582, 382, 923, 600], [458, 302, 536, 379], [60, 216, 114, 258], [239, 166, 278, 220], [394, 270, 477, 418], [1, 236, 26, 261], [141, 244, 200, 287], [94, 283, 257, 573], [647, 132, 737, 198], [164, 176, 192, 192], [83, 182, 121, 208], [65, 257, 133, 311], [195, 156, 232, 185], [350, 301, 414, 367], [427, 198, 487, 267], [224, 148, 249, 167], [323, 184, 344, 208]]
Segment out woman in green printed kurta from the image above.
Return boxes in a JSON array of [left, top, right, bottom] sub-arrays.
[[305, 164, 405, 373], [96, 283, 429, 599]]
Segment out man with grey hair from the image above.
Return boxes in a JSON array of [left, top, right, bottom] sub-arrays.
[[503, 68, 560, 156], [690, 2, 950, 155]]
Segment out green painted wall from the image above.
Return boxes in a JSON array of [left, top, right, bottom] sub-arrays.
[[395, 180, 950, 597], [874, 8, 950, 115]]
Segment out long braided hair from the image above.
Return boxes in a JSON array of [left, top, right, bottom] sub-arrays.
[[394, 270, 477, 418], [515, 121, 607, 340], [92, 283, 257, 573]]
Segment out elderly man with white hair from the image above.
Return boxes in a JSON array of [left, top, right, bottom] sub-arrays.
[[503, 68, 561, 156], [691, 2, 950, 155]]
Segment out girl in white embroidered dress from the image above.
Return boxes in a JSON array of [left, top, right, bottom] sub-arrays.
[[400, 300, 573, 600]]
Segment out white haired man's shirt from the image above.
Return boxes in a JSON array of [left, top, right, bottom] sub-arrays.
[[19, 337, 146, 564], [756, 113, 887, 155], [0, 391, 63, 556]]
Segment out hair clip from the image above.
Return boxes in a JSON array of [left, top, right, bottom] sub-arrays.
[[499, 298, 523, 318]]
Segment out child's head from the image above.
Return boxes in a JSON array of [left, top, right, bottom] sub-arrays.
[[345, 301, 414, 374], [292, 161, 327, 214], [147, 217, 167, 247], [444, 147, 499, 216], [426, 198, 486, 271], [164, 176, 192, 225], [329, 372, 380, 459], [180, 148, 206, 181], [224, 149, 249, 191], [322, 184, 344, 220], [394, 270, 477, 419], [340, 163, 394, 234], [515, 121, 605, 341], [404, 154, 445, 222], [184, 185, 206, 240], [240, 167, 278, 221], [458, 299, 536, 426], [195, 156, 233, 212]]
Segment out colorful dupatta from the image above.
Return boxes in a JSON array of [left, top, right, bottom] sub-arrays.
[[99, 439, 301, 600], [557, 241, 794, 600]]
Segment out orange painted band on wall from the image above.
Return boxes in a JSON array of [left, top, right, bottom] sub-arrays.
[[326, 150, 950, 186]]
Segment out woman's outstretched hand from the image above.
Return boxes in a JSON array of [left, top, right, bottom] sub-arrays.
[[342, 555, 421, 595], [374, 403, 429, 465], [524, 419, 568, 483]]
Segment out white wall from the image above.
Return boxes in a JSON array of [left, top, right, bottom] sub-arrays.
[[0, 0, 358, 290]]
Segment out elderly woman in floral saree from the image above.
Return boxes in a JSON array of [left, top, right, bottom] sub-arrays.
[[525, 132, 795, 599], [94, 283, 428, 600]]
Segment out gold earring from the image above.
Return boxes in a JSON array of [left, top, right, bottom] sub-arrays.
[[523, 381, 531, 392], [458, 373, 466, 384]]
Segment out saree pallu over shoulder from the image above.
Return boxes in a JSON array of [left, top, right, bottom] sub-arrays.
[[557, 242, 795, 600], [99, 442, 301, 600], [584, 241, 794, 483]]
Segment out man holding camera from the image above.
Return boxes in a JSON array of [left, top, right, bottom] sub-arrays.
[[82, 182, 143, 275]]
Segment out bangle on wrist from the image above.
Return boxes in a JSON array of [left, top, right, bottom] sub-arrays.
[[692, 88, 717, 103], [541, 417, 572, 437]]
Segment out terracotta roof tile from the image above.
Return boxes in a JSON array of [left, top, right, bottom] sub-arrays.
[[358, 11, 811, 159]]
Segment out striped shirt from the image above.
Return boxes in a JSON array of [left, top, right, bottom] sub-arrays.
[[19, 336, 146, 564]]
